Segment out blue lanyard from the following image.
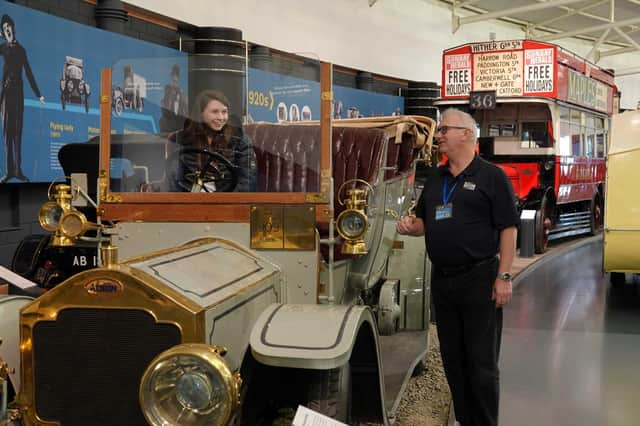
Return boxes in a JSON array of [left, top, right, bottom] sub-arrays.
[[442, 175, 462, 205]]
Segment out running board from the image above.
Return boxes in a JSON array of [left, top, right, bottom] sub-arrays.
[[549, 211, 592, 241]]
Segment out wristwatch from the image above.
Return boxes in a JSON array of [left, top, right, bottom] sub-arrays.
[[499, 272, 513, 282]]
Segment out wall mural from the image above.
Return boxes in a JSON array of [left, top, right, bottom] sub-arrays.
[[0, 0, 404, 184]]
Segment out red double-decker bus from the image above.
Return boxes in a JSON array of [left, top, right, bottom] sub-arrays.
[[435, 39, 617, 253]]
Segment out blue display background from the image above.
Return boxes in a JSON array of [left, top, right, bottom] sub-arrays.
[[1, 1, 403, 184], [0, 1, 187, 183], [247, 68, 403, 122]]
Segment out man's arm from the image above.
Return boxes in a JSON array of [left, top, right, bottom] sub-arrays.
[[498, 226, 517, 274], [493, 225, 517, 307]]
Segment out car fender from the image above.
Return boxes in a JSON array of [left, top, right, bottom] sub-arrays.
[[0, 295, 33, 393], [250, 303, 378, 369]]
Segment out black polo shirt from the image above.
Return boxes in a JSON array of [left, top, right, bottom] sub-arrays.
[[415, 155, 518, 268]]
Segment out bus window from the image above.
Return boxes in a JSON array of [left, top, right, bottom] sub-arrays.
[[585, 126, 595, 158], [488, 123, 516, 136], [571, 123, 582, 156], [595, 117, 605, 158], [521, 122, 552, 148], [570, 109, 582, 156], [559, 121, 571, 156]]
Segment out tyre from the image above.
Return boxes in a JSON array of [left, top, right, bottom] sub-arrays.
[[610, 272, 625, 288], [534, 193, 554, 253], [305, 365, 351, 423], [589, 193, 603, 235]]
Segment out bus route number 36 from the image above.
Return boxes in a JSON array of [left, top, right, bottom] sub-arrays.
[[470, 90, 496, 110]]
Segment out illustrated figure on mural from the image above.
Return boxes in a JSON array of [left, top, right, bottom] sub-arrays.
[[160, 64, 188, 132], [0, 14, 45, 183]]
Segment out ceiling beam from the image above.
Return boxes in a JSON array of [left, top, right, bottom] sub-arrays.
[[615, 66, 640, 76], [368, 0, 379, 7], [527, 0, 610, 34], [613, 27, 640, 51], [453, 0, 587, 32], [598, 45, 639, 59], [587, 28, 611, 62], [535, 16, 640, 41]]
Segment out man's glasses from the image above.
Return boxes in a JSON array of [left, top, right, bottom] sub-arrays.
[[436, 125, 469, 134]]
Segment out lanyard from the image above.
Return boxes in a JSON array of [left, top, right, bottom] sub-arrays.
[[442, 175, 462, 205]]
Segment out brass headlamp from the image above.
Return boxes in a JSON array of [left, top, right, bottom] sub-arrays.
[[38, 178, 98, 246], [336, 179, 373, 255], [139, 344, 241, 426]]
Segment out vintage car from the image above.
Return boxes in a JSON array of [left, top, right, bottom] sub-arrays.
[[59, 56, 90, 113], [1, 58, 437, 426], [603, 109, 640, 287]]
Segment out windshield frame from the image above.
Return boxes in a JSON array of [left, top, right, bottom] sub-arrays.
[[97, 65, 332, 223]]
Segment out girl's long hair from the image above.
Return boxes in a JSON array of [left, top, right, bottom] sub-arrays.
[[187, 90, 234, 148]]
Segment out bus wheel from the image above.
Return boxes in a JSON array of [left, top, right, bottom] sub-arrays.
[[589, 194, 603, 235], [534, 195, 553, 254]]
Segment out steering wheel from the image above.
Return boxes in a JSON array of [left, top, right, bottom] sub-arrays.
[[166, 147, 238, 192]]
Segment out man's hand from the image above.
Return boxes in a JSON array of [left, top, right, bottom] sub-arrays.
[[492, 278, 512, 307], [39, 96, 45, 104], [396, 216, 425, 236]]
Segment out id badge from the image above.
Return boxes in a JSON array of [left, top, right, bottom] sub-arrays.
[[435, 203, 453, 220]]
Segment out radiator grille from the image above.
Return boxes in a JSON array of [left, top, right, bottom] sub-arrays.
[[33, 308, 181, 426]]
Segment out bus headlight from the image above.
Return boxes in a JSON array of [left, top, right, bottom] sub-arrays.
[[140, 344, 241, 426]]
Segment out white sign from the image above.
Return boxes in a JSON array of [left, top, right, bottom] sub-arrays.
[[473, 51, 523, 96], [292, 405, 348, 426], [444, 53, 471, 96], [524, 48, 554, 94], [0, 266, 39, 291]]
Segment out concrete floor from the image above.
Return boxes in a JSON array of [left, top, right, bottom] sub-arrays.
[[499, 237, 640, 426]]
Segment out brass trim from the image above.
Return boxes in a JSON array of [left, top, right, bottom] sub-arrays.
[[16, 265, 207, 425], [139, 343, 240, 426], [305, 192, 329, 203]]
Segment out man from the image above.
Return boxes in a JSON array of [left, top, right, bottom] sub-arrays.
[[397, 108, 518, 426]]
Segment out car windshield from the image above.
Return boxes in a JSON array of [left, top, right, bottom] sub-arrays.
[[96, 46, 322, 198]]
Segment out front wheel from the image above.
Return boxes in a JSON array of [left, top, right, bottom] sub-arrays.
[[305, 365, 351, 423], [534, 193, 554, 254]]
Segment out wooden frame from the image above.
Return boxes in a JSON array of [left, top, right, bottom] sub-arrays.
[[97, 63, 333, 223]]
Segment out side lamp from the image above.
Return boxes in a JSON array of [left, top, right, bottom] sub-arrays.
[[336, 178, 373, 255], [38, 179, 99, 247]]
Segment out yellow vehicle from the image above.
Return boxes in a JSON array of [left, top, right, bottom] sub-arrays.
[[0, 49, 437, 426], [603, 109, 640, 287]]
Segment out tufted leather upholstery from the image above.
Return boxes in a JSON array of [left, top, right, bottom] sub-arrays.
[[245, 124, 320, 193], [245, 123, 392, 196]]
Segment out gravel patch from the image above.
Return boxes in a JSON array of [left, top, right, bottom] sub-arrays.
[[363, 324, 451, 426]]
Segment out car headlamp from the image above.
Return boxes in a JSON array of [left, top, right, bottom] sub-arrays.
[[336, 210, 367, 240], [39, 179, 100, 246], [38, 201, 64, 232], [140, 344, 240, 426], [59, 210, 92, 238]]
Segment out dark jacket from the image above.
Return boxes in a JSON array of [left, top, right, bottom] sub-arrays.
[[167, 121, 257, 192]]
